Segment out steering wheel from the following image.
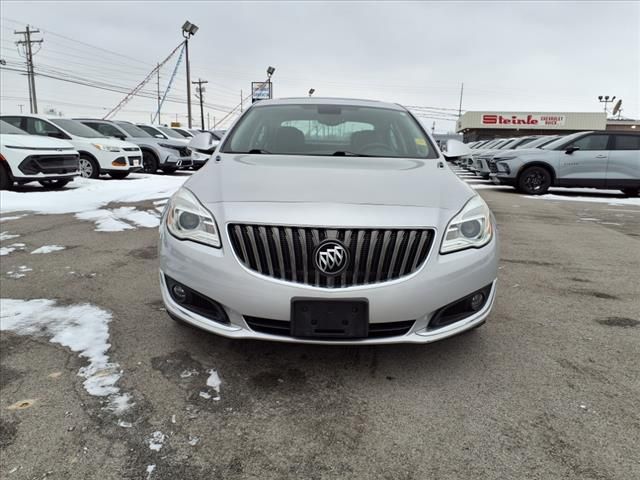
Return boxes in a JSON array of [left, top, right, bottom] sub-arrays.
[[359, 143, 395, 155]]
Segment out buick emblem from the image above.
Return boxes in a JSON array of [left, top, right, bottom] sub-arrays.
[[314, 240, 349, 276]]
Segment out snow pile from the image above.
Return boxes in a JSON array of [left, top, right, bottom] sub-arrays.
[[75, 207, 160, 232], [0, 299, 132, 414], [31, 245, 66, 254], [0, 174, 188, 216]]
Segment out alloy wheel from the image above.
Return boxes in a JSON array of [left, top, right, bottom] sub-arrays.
[[79, 158, 94, 178]]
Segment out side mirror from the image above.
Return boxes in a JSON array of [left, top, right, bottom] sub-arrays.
[[47, 132, 67, 140], [188, 132, 219, 154], [565, 145, 580, 154], [442, 139, 472, 158], [154, 134, 165, 139]]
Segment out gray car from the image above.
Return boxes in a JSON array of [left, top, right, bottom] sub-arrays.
[[76, 119, 192, 174], [490, 131, 640, 196], [158, 98, 499, 344]]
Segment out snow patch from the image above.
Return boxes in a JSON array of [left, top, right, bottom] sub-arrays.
[[76, 207, 160, 232], [0, 174, 186, 215], [147, 431, 165, 451], [0, 214, 27, 223], [31, 245, 66, 254], [0, 231, 20, 241], [524, 194, 640, 207], [146, 464, 156, 479], [0, 299, 132, 414], [0, 243, 25, 256], [206, 369, 221, 401]]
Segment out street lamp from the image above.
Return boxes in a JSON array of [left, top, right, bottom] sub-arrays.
[[266, 66, 275, 99], [597, 95, 616, 115], [182, 21, 199, 128], [308, 88, 315, 97]]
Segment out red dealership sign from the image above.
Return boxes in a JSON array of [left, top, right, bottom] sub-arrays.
[[482, 114, 566, 127]]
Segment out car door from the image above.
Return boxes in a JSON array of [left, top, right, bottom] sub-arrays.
[[555, 133, 611, 187], [25, 118, 70, 140], [606, 134, 640, 189]]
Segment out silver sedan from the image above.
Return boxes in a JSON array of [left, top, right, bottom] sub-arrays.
[[159, 98, 499, 344]]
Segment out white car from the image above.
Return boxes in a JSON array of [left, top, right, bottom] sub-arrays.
[[0, 120, 79, 190], [136, 124, 189, 145], [0, 115, 143, 179]]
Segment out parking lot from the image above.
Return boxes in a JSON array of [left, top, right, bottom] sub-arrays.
[[1, 170, 638, 480]]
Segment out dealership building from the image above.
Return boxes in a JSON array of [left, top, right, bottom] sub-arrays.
[[456, 111, 639, 141]]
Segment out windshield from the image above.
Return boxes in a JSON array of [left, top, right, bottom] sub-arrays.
[[172, 128, 192, 138], [116, 122, 152, 138], [50, 118, 105, 138], [0, 120, 27, 135], [138, 125, 164, 137], [157, 126, 185, 139], [519, 136, 558, 149], [222, 103, 438, 158], [541, 132, 586, 150]]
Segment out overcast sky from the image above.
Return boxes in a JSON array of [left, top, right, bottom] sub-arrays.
[[1, 1, 638, 132]]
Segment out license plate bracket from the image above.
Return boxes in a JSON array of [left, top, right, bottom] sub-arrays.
[[291, 299, 369, 339]]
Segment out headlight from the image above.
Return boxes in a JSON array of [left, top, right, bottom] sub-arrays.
[[166, 188, 221, 248], [92, 143, 121, 152], [441, 196, 493, 254], [158, 143, 180, 150], [497, 162, 511, 174]]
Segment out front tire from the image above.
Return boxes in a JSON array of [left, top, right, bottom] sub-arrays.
[[0, 164, 12, 190], [79, 155, 100, 179], [38, 179, 71, 189], [517, 166, 551, 195], [621, 188, 639, 197], [142, 151, 159, 174], [109, 171, 130, 179]]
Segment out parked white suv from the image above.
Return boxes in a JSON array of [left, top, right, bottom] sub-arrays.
[[1, 115, 143, 179], [0, 120, 79, 190]]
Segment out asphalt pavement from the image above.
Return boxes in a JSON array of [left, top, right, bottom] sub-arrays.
[[1, 176, 639, 480]]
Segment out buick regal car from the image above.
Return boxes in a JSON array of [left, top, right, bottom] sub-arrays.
[[159, 98, 499, 344]]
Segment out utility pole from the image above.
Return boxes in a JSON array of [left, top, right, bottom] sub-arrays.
[[18, 104, 24, 113], [192, 78, 208, 130], [240, 90, 243, 112], [15, 25, 43, 114], [181, 21, 199, 129], [156, 63, 161, 124], [207, 112, 210, 130], [457, 82, 464, 118]]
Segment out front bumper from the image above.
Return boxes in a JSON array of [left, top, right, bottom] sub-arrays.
[[489, 173, 517, 186], [159, 222, 499, 345]]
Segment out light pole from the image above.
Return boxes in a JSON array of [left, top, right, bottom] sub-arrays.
[[182, 21, 199, 128], [266, 66, 275, 99], [308, 88, 315, 97], [597, 95, 616, 115]]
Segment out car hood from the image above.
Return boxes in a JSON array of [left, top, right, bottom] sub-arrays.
[[186, 154, 475, 211], [0, 133, 75, 149], [494, 147, 551, 158]]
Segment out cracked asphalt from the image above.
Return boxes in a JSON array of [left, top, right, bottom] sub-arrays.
[[1, 184, 639, 479]]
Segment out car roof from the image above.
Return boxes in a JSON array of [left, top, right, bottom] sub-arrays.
[[253, 97, 407, 111]]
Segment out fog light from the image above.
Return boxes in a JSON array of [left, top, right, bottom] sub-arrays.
[[111, 158, 126, 166], [172, 284, 187, 303], [470, 293, 485, 311]]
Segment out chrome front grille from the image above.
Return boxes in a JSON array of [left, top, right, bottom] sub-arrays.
[[227, 224, 434, 288]]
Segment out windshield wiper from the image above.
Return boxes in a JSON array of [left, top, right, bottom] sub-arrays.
[[331, 151, 375, 157], [247, 148, 271, 154]]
